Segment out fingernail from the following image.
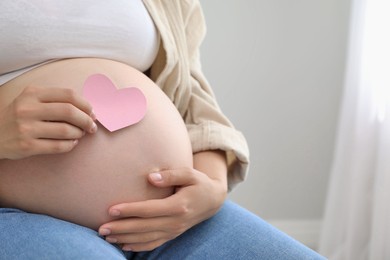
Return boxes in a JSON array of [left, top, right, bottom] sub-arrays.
[[122, 245, 132, 251], [109, 209, 121, 217], [91, 110, 97, 121], [99, 228, 111, 236], [90, 122, 97, 133], [73, 139, 78, 146], [150, 172, 163, 182], [106, 237, 117, 243]]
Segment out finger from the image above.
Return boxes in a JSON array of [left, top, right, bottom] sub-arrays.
[[148, 168, 201, 187], [107, 198, 184, 218], [100, 216, 172, 235], [40, 103, 97, 134], [35, 87, 94, 117], [18, 138, 78, 157], [105, 230, 166, 245], [122, 239, 168, 252], [34, 121, 85, 140]]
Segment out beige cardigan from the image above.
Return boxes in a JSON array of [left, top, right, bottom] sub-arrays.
[[142, 0, 249, 190]]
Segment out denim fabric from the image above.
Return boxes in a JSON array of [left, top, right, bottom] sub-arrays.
[[0, 201, 325, 260]]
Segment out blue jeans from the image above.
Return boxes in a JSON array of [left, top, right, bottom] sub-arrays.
[[0, 201, 324, 259]]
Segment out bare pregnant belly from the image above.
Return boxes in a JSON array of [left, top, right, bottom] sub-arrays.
[[0, 58, 193, 230]]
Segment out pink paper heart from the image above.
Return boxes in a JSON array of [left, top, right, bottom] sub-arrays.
[[83, 73, 147, 132]]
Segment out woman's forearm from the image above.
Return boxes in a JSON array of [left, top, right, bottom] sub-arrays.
[[193, 150, 228, 197]]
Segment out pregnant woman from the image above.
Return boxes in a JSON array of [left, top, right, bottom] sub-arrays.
[[0, 1, 324, 259]]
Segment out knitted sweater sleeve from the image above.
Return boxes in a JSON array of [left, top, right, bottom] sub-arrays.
[[144, 0, 250, 190]]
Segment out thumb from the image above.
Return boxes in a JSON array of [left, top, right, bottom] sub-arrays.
[[148, 168, 198, 187]]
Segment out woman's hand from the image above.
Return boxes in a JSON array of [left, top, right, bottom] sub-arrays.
[[99, 151, 228, 252], [0, 86, 97, 159]]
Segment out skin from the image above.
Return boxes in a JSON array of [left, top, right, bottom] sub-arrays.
[[0, 86, 97, 159], [100, 150, 228, 252], [0, 58, 192, 230], [0, 58, 228, 251]]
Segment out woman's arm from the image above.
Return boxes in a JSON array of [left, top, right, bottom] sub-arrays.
[[144, 0, 250, 190], [193, 150, 228, 202]]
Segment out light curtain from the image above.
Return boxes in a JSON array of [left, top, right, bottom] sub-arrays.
[[319, 0, 390, 259]]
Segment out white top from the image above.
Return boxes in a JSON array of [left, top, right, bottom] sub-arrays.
[[0, 0, 160, 85]]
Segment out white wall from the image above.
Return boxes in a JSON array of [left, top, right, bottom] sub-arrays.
[[199, 0, 350, 247]]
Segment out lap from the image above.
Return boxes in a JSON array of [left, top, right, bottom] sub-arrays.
[[0, 201, 325, 260], [0, 208, 125, 260], [136, 201, 325, 260]]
